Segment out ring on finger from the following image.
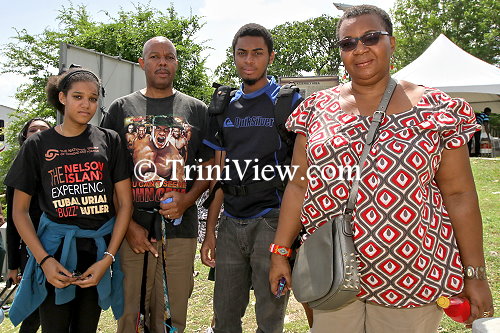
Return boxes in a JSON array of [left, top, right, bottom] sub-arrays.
[[483, 311, 491, 318], [167, 214, 170, 218]]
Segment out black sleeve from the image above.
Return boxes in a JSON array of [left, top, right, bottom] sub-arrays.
[[196, 103, 215, 162], [203, 115, 225, 151], [4, 138, 40, 196], [101, 99, 132, 169], [6, 186, 21, 270], [101, 99, 123, 134], [107, 129, 131, 183]]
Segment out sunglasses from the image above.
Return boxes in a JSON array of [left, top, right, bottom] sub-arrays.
[[338, 31, 390, 52]]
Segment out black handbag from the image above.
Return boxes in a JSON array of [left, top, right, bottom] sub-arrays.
[[292, 78, 398, 310]]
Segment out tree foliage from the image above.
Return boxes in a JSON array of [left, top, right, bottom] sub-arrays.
[[391, 0, 500, 71], [0, 3, 210, 186], [214, 15, 341, 85]]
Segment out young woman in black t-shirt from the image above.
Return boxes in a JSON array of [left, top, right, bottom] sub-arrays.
[[5, 68, 132, 332]]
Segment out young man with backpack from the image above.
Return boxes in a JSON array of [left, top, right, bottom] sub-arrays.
[[200, 23, 302, 333]]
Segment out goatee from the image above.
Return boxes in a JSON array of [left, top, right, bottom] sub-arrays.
[[242, 72, 266, 87], [242, 78, 258, 86]]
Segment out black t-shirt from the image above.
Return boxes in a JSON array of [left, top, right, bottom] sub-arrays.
[[101, 90, 213, 238], [4, 125, 130, 230]]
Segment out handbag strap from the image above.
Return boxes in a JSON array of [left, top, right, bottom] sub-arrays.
[[344, 78, 398, 217]]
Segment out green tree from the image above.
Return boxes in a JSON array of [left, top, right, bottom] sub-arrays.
[[391, 0, 499, 71], [0, 3, 210, 186], [214, 15, 341, 85]]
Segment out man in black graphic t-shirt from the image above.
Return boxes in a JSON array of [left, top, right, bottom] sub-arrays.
[[101, 36, 213, 333]]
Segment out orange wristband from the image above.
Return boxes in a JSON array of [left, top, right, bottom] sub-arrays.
[[269, 243, 292, 258]]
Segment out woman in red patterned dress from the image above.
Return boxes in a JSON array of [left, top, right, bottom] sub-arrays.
[[269, 4, 493, 332]]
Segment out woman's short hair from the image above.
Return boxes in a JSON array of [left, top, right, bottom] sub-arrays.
[[336, 4, 393, 40]]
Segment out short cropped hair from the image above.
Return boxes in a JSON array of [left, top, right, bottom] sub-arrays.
[[232, 23, 274, 54], [336, 4, 393, 40]]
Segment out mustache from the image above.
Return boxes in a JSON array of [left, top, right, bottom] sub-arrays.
[[155, 69, 170, 74]]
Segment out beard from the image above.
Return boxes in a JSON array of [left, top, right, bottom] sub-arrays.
[[242, 71, 266, 87]]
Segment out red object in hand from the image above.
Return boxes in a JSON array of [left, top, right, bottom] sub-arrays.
[[436, 296, 471, 323]]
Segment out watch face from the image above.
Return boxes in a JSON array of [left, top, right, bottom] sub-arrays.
[[465, 266, 475, 278], [277, 248, 288, 256]]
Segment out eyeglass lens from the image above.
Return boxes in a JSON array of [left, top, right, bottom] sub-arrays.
[[339, 31, 385, 51]]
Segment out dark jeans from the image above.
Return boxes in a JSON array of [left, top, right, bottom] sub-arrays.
[[39, 284, 101, 333], [213, 210, 289, 333]]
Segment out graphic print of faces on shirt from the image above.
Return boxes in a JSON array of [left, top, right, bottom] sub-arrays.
[[126, 115, 189, 204], [48, 160, 108, 218]]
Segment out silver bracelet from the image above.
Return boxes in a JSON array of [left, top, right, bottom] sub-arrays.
[[103, 251, 115, 263]]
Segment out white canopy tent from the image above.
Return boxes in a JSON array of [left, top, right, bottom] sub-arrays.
[[393, 34, 500, 114]]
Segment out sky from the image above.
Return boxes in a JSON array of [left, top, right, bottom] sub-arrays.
[[0, 0, 396, 108]]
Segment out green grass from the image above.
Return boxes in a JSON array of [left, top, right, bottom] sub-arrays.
[[1, 158, 498, 332]]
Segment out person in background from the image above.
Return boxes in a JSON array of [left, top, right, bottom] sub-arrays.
[[269, 5, 493, 332], [4, 67, 132, 332], [5, 117, 51, 333], [0, 205, 4, 226], [469, 107, 492, 156], [0, 204, 5, 277]]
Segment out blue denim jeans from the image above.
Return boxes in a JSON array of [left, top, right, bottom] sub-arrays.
[[214, 209, 289, 333]]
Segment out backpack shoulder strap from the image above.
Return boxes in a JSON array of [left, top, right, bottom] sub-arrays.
[[274, 83, 302, 150], [208, 82, 237, 147], [274, 83, 301, 125]]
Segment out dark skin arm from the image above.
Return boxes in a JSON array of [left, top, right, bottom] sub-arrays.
[[269, 134, 308, 294], [200, 151, 225, 267], [435, 145, 493, 325]]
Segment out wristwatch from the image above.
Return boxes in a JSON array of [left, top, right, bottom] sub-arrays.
[[269, 243, 292, 258], [464, 265, 487, 280]]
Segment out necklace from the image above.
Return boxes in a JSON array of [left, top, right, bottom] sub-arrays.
[[59, 124, 65, 136]]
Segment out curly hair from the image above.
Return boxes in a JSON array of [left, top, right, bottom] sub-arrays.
[[45, 68, 101, 114]]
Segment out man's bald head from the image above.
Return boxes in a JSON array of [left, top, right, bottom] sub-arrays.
[[142, 37, 177, 58], [139, 36, 178, 96]]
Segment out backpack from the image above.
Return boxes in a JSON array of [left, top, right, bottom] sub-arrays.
[[207, 82, 302, 153], [202, 82, 303, 207]]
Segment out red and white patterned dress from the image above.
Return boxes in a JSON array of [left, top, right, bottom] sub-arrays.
[[286, 85, 479, 308]]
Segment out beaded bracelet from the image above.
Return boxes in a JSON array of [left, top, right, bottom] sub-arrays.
[[39, 254, 54, 267], [269, 243, 292, 258], [104, 251, 116, 262]]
